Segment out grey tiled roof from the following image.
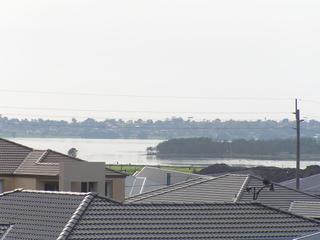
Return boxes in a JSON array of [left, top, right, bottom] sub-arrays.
[[126, 166, 204, 197], [127, 174, 320, 211], [126, 174, 247, 203], [1, 189, 320, 240], [0, 189, 89, 240], [294, 231, 320, 240], [0, 224, 11, 238], [289, 201, 320, 219], [281, 174, 320, 195], [0, 138, 32, 174], [240, 176, 320, 210], [68, 198, 320, 240]]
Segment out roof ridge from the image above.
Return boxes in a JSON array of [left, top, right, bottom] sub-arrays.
[[45, 149, 85, 162], [127, 174, 231, 202], [234, 175, 251, 202], [128, 201, 265, 206], [94, 195, 122, 204], [57, 192, 97, 240], [291, 200, 320, 204], [13, 150, 49, 174], [20, 189, 90, 196], [139, 166, 203, 176], [0, 188, 23, 197], [294, 231, 320, 240], [0, 138, 33, 151], [35, 150, 50, 163], [0, 225, 14, 240]]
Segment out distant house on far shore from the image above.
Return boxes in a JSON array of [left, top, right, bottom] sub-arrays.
[[125, 166, 205, 198], [0, 138, 126, 202]]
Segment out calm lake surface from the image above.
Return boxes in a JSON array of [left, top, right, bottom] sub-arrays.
[[10, 138, 320, 168]]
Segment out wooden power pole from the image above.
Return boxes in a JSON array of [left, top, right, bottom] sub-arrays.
[[294, 99, 301, 190]]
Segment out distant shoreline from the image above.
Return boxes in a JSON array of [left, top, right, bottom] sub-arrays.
[[155, 154, 320, 161]]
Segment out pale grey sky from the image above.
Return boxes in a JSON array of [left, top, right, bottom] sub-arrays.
[[0, 0, 319, 121]]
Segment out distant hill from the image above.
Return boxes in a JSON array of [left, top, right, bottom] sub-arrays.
[[1, 115, 320, 140], [155, 137, 320, 160]]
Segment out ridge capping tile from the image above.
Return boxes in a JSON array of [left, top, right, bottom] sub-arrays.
[[57, 193, 96, 240], [234, 175, 251, 202], [0, 225, 14, 240], [20, 189, 94, 196], [0, 189, 23, 197]]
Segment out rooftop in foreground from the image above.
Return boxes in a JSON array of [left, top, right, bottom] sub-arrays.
[[0, 189, 319, 240]]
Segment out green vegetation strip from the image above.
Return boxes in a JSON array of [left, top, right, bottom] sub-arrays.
[[107, 165, 203, 175]]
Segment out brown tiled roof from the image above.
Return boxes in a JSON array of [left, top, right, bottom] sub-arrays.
[[14, 150, 61, 176], [0, 138, 32, 174], [0, 138, 126, 177]]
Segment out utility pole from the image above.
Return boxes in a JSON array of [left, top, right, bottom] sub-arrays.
[[294, 99, 301, 190]]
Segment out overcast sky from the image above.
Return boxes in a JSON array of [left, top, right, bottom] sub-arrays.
[[0, 0, 319, 121]]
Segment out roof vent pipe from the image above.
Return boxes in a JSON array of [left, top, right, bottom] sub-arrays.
[[166, 173, 171, 186]]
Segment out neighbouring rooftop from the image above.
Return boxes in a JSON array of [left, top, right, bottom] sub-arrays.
[[281, 174, 320, 195], [289, 201, 320, 219], [126, 173, 320, 211], [0, 138, 125, 177], [0, 189, 320, 240], [126, 166, 205, 197]]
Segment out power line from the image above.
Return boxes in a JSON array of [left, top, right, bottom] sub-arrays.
[[0, 105, 290, 115], [300, 99, 320, 105], [0, 89, 294, 101], [302, 114, 320, 119]]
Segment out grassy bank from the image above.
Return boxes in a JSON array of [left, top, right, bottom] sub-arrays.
[[107, 165, 203, 175]]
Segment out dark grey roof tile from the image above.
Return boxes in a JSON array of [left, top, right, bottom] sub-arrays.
[[0, 189, 88, 240], [68, 197, 320, 240], [289, 201, 320, 219]]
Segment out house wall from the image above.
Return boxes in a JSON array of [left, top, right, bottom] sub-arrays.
[[0, 175, 60, 193], [59, 162, 105, 195], [0, 167, 126, 202], [13, 177, 37, 189], [71, 182, 82, 192], [36, 177, 59, 190], [108, 177, 125, 202], [0, 177, 15, 192]]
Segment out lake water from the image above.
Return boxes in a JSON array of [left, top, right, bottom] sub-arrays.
[[10, 138, 320, 168]]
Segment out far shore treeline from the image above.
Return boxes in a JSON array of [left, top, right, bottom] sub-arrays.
[[2, 116, 320, 140], [153, 138, 320, 160]]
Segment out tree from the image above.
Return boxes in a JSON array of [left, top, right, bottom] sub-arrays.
[[68, 147, 78, 158]]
